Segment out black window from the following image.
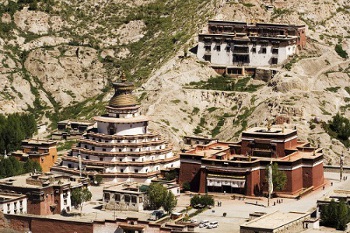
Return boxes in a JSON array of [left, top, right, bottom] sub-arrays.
[[262, 48, 267, 54], [216, 45, 221, 51], [100, 157, 103, 161]]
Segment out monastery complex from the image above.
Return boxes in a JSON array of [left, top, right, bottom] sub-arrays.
[[179, 127, 324, 196]]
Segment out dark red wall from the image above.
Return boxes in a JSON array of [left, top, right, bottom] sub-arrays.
[[179, 162, 202, 192]]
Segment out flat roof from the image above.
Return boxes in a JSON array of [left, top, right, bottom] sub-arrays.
[[0, 192, 26, 203], [104, 182, 145, 194], [22, 139, 56, 146], [241, 211, 308, 230], [0, 173, 85, 189], [184, 142, 230, 158], [242, 127, 296, 136]]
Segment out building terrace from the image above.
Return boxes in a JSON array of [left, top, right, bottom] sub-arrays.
[[179, 127, 324, 196]]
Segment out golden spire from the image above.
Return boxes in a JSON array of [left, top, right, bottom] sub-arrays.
[[121, 73, 127, 82]]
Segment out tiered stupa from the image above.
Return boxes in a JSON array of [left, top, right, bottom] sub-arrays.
[[52, 76, 179, 183]]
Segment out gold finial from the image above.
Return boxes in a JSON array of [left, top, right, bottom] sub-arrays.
[[121, 73, 127, 82], [267, 119, 271, 131]]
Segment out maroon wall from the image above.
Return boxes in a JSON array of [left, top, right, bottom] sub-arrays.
[[179, 162, 202, 192]]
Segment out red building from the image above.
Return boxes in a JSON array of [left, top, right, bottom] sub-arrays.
[[179, 127, 324, 196], [0, 173, 88, 215]]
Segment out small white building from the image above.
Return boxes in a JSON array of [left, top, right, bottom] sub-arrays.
[[103, 183, 146, 212], [0, 192, 27, 215]]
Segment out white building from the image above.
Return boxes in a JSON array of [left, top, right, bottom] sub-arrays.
[[197, 20, 306, 75], [53, 76, 180, 183], [0, 192, 27, 215]]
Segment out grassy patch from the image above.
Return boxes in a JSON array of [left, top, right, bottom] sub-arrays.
[[171, 99, 181, 104], [272, 8, 292, 20], [284, 56, 298, 71], [161, 119, 170, 126], [211, 116, 225, 137], [325, 87, 340, 93], [192, 107, 200, 115], [187, 76, 262, 93], [57, 140, 77, 151]]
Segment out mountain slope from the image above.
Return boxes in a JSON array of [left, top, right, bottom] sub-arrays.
[[0, 0, 349, 164]]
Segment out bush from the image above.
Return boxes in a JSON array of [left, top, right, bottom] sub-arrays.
[[182, 182, 191, 191], [323, 113, 350, 147], [335, 44, 348, 59], [190, 194, 214, 208]]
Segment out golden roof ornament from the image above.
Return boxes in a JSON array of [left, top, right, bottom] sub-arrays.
[[267, 119, 272, 131], [108, 73, 138, 108], [120, 73, 127, 82]]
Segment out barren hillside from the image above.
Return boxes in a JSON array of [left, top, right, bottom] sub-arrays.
[[0, 0, 349, 164]]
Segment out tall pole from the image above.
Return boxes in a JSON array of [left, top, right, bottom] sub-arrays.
[[78, 150, 82, 177], [268, 160, 273, 207], [340, 152, 344, 182]]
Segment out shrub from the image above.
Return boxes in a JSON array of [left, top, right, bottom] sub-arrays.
[[335, 44, 348, 59], [182, 182, 191, 191], [190, 194, 214, 208]]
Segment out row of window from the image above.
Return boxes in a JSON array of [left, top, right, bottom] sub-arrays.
[[80, 144, 164, 152], [67, 163, 159, 173], [104, 193, 142, 203], [84, 137, 159, 143], [206, 45, 278, 54]]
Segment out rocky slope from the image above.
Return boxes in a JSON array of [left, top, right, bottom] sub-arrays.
[[139, 0, 350, 164], [0, 0, 349, 164]]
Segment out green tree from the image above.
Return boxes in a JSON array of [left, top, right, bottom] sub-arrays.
[[23, 159, 42, 173], [190, 194, 214, 208], [163, 191, 177, 214], [71, 188, 92, 212], [321, 199, 350, 230], [93, 175, 103, 185], [267, 163, 287, 192], [337, 200, 349, 230], [147, 182, 167, 210], [164, 170, 177, 181], [325, 113, 350, 147], [0, 113, 37, 154], [190, 194, 201, 207]]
